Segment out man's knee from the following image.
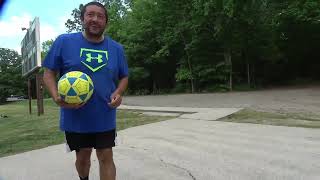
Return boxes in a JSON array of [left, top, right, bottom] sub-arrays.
[[76, 148, 92, 166], [96, 148, 113, 165]]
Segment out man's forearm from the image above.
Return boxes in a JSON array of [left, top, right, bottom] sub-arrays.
[[115, 77, 128, 95], [43, 69, 59, 100]]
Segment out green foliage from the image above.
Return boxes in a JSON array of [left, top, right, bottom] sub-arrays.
[[197, 62, 229, 82], [41, 39, 53, 61], [65, 4, 83, 33], [129, 67, 149, 80], [175, 68, 192, 82], [0, 48, 27, 103], [271, 0, 320, 81], [60, 0, 320, 94]]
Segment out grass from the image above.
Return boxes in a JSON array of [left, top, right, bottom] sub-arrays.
[[219, 108, 320, 128], [0, 99, 175, 157]]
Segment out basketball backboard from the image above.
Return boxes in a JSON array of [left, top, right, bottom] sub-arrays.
[[21, 17, 41, 77]]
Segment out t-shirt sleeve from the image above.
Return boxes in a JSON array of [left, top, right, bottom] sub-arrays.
[[118, 46, 129, 79], [42, 35, 63, 71]]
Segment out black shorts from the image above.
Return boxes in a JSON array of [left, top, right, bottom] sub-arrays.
[[65, 129, 116, 152]]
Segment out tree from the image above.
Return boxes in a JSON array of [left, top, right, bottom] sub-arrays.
[[65, 0, 129, 40], [0, 48, 26, 103], [62, 0, 320, 94], [41, 39, 54, 60], [65, 4, 83, 33], [273, 0, 320, 81]]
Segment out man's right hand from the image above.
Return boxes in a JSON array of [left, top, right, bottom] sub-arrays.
[[53, 96, 84, 109]]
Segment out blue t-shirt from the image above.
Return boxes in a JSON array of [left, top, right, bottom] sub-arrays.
[[42, 32, 129, 133]]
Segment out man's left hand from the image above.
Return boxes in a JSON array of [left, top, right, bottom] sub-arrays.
[[108, 93, 122, 108]]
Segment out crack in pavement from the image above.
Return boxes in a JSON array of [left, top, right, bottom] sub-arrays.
[[125, 146, 196, 180], [159, 158, 196, 180]]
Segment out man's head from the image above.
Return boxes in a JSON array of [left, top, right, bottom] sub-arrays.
[[80, 2, 108, 37]]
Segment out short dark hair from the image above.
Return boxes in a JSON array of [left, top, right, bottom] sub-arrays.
[[80, 1, 108, 23]]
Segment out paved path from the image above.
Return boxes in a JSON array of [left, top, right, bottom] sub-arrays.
[[0, 106, 319, 180]]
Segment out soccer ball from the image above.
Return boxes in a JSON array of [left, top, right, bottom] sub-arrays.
[[58, 71, 94, 104]]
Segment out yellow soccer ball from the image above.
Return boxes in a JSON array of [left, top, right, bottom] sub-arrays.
[[58, 71, 94, 104]]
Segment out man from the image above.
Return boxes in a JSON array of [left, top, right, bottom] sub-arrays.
[[42, 2, 128, 180]]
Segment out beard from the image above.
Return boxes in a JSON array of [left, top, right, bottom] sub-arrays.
[[83, 22, 105, 38]]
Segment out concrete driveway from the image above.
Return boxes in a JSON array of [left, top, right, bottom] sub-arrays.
[[0, 105, 319, 180]]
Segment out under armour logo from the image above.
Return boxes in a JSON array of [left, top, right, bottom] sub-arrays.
[[86, 53, 103, 63], [80, 48, 108, 72]]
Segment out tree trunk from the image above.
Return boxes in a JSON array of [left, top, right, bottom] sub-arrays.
[[244, 33, 251, 88], [242, 47, 251, 88], [180, 32, 194, 93], [252, 63, 255, 88], [153, 80, 157, 94], [187, 55, 194, 93], [224, 49, 232, 91], [230, 63, 233, 91], [247, 60, 251, 87]]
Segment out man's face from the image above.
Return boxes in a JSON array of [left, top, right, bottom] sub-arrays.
[[82, 5, 107, 37]]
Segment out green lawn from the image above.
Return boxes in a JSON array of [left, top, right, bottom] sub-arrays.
[[0, 99, 175, 157], [219, 109, 320, 128]]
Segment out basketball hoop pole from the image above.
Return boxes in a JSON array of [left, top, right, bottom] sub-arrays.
[[28, 78, 32, 114], [36, 71, 44, 116], [27, 70, 44, 116]]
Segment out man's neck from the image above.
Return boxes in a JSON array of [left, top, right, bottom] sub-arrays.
[[82, 31, 104, 43]]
